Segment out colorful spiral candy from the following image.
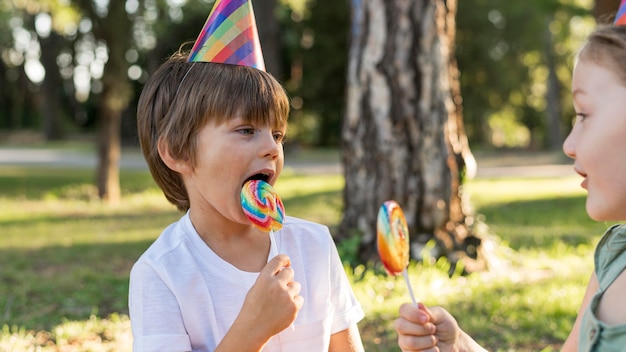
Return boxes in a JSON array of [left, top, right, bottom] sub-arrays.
[[241, 179, 285, 232], [377, 200, 410, 276]]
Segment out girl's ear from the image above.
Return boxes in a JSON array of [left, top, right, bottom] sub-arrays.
[[157, 139, 192, 175]]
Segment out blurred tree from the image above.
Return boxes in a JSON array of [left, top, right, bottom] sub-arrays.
[[595, 0, 621, 20], [455, 0, 592, 150], [71, 0, 136, 203], [299, 0, 350, 146], [340, 0, 484, 272], [0, 3, 12, 128], [2, 1, 82, 137], [39, 26, 67, 139], [257, 0, 284, 78]]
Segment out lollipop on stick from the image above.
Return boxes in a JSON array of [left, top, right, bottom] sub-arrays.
[[377, 200, 418, 305], [241, 180, 294, 331], [241, 179, 285, 257]]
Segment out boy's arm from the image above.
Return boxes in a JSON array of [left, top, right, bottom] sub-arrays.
[[329, 324, 365, 352]]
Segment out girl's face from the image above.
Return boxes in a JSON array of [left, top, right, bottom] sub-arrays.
[[184, 116, 286, 228], [563, 58, 626, 221]]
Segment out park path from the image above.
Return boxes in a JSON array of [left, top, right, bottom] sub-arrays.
[[0, 146, 574, 179]]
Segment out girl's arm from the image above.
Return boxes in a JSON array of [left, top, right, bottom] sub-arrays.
[[329, 324, 365, 352], [562, 272, 599, 352]]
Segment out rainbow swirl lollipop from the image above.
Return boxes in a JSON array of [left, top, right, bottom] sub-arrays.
[[377, 200, 417, 305], [241, 179, 285, 233]]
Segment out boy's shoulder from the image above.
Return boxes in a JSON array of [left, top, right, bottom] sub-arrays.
[[280, 216, 335, 249], [283, 215, 328, 229], [136, 216, 189, 263]]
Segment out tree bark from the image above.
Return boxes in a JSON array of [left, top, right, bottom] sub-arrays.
[[39, 30, 66, 140], [84, 0, 133, 203], [543, 15, 563, 151], [340, 0, 484, 273], [594, 0, 621, 22], [255, 0, 283, 79]]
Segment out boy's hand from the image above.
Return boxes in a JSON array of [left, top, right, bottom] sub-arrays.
[[216, 255, 303, 351], [241, 254, 303, 337]]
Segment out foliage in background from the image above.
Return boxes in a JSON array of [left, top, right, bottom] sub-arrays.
[[456, 0, 594, 149], [0, 0, 607, 149]]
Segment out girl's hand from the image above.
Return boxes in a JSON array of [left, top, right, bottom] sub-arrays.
[[395, 303, 487, 352]]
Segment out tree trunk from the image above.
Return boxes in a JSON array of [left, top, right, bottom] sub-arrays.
[[340, 0, 484, 273], [0, 60, 9, 126], [88, 0, 133, 203], [543, 15, 563, 151], [255, 0, 283, 79], [594, 0, 621, 21], [39, 30, 66, 140]]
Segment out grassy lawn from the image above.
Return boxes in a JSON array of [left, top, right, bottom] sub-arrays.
[[0, 162, 612, 351]]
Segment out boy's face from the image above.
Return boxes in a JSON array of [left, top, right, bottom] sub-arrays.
[[564, 58, 626, 221], [184, 116, 286, 226]]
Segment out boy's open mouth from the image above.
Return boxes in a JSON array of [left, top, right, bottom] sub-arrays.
[[243, 173, 271, 186]]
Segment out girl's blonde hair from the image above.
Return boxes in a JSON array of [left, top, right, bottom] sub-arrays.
[[577, 25, 626, 84], [137, 51, 290, 211]]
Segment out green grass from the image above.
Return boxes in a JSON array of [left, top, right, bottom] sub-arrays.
[[0, 165, 611, 351]]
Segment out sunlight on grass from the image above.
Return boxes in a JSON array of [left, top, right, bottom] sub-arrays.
[[275, 173, 344, 225], [465, 176, 585, 207], [1, 314, 131, 352]]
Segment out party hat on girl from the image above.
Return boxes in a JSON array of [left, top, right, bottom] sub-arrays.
[[615, 0, 626, 25], [188, 0, 265, 71]]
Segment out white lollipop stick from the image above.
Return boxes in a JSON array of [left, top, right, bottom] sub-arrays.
[[269, 229, 278, 258], [402, 269, 418, 306]]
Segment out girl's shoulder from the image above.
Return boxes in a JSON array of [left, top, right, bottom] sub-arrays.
[[595, 223, 626, 289], [596, 224, 626, 254]]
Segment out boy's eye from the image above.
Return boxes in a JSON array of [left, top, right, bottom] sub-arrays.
[[273, 132, 285, 143], [239, 127, 255, 135]]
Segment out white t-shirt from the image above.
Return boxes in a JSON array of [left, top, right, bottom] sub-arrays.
[[129, 212, 364, 351]]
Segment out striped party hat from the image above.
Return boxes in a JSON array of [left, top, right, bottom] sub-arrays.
[[616, 0, 626, 25], [188, 0, 265, 71]]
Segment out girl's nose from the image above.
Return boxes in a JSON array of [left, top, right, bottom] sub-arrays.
[[562, 127, 576, 159]]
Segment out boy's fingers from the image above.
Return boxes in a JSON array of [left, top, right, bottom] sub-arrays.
[[264, 254, 291, 275]]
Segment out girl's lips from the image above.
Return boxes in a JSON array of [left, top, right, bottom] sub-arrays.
[[574, 168, 588, 190], [573, 166, 586, 178], [574, 166, 589, 189], [581, 178, 588, 190]]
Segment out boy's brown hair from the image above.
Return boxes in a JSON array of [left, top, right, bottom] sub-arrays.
[[137, 51, 290, 211]]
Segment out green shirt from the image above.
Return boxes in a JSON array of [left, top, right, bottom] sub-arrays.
[[579, 224, 626, 351]]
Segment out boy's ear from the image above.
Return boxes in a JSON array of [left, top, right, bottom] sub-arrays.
[[157, 139, 192, 174]]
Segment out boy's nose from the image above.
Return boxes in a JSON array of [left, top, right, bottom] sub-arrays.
[[260, 131, 280, 159]]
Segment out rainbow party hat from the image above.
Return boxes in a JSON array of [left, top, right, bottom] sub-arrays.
[[616, 0, 626, 25], [188, 0, 265, 71]]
